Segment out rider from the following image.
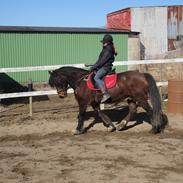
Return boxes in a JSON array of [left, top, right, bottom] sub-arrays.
[[90, 34, 117, 103]]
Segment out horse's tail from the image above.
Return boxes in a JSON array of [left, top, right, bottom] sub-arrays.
[[144, 73, 168, 133]]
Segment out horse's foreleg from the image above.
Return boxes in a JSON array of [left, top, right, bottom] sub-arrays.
[[74, 103, 87, 135], [82, 102, 109, 133], [91, 103, 109, 128], [98, 110, 116, 132], [91, 102, 116, 132], [116, 100, 137, 131], [97, 109, 116, 132]]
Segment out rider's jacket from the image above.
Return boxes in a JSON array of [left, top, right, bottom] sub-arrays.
[[91, 43, 115, 71]]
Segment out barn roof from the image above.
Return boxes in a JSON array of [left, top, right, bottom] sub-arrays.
[[0, 26, 139, 35]]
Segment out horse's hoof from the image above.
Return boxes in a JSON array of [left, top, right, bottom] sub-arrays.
[[107, 126, 116, 132], [149, 125, 162, 134], [149, 129, 154, 134], [116, 124, 125, 131], [116, 120, 127, 131], [72, 129, 83, 135]]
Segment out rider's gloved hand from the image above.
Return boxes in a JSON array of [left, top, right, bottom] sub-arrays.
[[90, 65, 97, 72]]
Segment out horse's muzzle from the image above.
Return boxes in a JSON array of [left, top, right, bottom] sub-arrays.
[[57, 89, 67, 98]]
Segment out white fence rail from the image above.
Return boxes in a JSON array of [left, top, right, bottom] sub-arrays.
[[0, 82, 168, 100], [0, 58, 183, 73], [0, 89, 73, 99]]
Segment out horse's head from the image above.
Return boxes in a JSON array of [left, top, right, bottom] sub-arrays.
[[48, 70, 68, 98]]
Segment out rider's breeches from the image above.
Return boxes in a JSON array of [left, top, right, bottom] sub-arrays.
[[94, 67, 108, 94]]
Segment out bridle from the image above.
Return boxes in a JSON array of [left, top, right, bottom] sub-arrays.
[[56, 72, 90, 96]]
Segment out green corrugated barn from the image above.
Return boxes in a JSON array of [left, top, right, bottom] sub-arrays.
[[0, 26, 139, 84]]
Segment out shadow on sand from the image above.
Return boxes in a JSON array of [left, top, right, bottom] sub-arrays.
[[83, 106, 151, 132], [0, 73, 49, 105]]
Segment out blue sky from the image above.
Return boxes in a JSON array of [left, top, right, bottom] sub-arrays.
[[0, 0, 182, 27]]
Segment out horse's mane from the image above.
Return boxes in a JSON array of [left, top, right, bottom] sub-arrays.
[[57, 66, 88, 74], [56, 66, 89, 78], [49, 66, 89, 87]]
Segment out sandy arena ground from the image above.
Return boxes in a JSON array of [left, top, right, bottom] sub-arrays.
[[0, 94, 183, 183]]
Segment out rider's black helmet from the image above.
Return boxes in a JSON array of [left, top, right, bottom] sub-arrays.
[[101, 34, 113, 43]]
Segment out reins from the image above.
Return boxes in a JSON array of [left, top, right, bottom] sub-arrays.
[[76, 72, 90, 84]]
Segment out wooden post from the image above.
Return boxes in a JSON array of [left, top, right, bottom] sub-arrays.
[[28, 79, 33, 117]]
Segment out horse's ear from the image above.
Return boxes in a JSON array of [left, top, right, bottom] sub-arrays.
[[49, 70, 58, 76]]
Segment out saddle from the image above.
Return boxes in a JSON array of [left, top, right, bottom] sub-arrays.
[[86, 69, 117, 91]]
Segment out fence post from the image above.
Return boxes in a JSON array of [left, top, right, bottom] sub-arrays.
[[28, 79, 33, 117]]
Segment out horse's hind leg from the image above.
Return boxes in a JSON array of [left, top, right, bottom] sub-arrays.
[[92, 102, 116, 132], [116, 100, 137, 131], [138, 100, 155, 132], [139, 100, 153, 122]]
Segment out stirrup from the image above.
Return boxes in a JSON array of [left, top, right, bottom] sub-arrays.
[[101, 94, 111, 103]]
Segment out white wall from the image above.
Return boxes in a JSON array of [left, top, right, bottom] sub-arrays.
[[128, 36, 140, 70], [131, 7, 168, 59]]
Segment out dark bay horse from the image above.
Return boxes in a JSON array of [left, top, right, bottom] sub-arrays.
[[48, 66, 168, 135]]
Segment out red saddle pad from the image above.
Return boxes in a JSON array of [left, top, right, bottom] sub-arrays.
[[86, 72, 117, 91]]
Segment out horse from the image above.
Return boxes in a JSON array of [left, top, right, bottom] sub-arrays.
[[48, 66, 168, 135]]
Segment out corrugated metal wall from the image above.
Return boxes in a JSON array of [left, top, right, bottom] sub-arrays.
[[131, 7, 168, 58], [168, 6, 183, 50], [0, 33, 128, 83], [168, 6, 183, 39]]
